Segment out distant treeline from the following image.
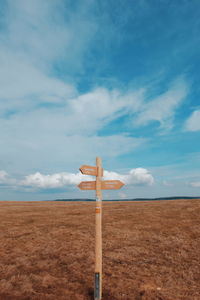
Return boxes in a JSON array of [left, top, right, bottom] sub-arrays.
[[54, 196, 200, 202]]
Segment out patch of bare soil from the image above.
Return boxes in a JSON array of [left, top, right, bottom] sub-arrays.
[[0, 199, 200, 299]]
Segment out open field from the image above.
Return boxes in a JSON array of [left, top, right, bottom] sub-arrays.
[[0, 200, 200, 300]]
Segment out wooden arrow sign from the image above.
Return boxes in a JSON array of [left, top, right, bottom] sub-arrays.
[[78, 180, 124, 190], [79, 165, 103, 176], [101, 180, 124, 190], [78, 181, 96, 190]]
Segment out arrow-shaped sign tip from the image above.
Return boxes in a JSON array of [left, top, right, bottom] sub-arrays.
[[121, 181, 125, 187], [79, 166, 84, 174]]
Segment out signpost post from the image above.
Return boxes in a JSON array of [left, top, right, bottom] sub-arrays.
[[78, 157, 124, 300]]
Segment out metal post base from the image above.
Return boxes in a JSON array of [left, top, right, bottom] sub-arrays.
[[94, 272, 101, 299]]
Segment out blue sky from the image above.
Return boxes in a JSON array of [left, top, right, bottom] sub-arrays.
[[0, 0, 200, 200]]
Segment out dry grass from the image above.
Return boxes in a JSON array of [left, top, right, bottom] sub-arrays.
[[0, 199, 200, 300]]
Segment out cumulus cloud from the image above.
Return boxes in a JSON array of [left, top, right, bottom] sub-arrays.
[[134, 77, 188, 130], [185, 110, 200, 131], [20, 172, 92, 188], [104, 168, 154, 186], [20, 168, 154, 189]]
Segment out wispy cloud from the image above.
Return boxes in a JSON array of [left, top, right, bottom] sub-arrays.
[[0, 0, 98, 116], [133, 77, 188, 130], [185, 110, 200, 132], [2, 0, 97, 71], [162, 180, 174, 187], [0, 50, 76, 111], [0, 170, 16, 186], [0, 170, 9, 183], [67, 88, 144, 134], [190, 181, 200, 188]]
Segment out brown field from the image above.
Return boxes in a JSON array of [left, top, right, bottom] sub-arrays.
[[0, 200, 200, 300]]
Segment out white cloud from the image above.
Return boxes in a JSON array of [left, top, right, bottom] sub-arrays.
[[190, 181, 200, 188], [104, 168, 154, 186], [0, 87, 144, 137], [67, 87, 144, 134], [0, 50, 76, 107], [0, 1, 147, 178], [0, 170, 17, 186], [3, 0, 97, 71], [185, 110, 200, 131], [0, 1, 191, 202], [0, 78, 146, 174], [19, 167, 154, 189], [20, 172, 92, 188], [0, 0, 99, 115], [163, 180, 174, 187], [0, 122, 146, 173], [0, 170, 9, 183], [118, 192, 127, 199], [134, 77, 188, 130]]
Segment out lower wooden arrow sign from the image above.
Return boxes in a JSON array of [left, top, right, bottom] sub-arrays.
[[78, 180, 124, 190], [101, 180, 124, 190], [78, 181, 96, 190]]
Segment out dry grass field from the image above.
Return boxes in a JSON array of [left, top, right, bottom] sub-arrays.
[[0, 200, 200, 300]]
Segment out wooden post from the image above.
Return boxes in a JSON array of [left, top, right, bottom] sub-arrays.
[[78, 157, 124, 299], [95, 156, 102, 300]]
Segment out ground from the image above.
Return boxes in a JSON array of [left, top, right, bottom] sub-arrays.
[[0, 199, 200, 300]]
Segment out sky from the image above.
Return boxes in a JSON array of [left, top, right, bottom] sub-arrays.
[[0, 0, 200, 200]]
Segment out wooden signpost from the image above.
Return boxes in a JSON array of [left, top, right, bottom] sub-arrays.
[[78, 157, 124, 300]]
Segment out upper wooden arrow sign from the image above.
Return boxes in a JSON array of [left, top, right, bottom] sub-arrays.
[[101, 180, 124, 190], [78, 181, 96, 190], [79, 165, 103, 176]]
